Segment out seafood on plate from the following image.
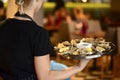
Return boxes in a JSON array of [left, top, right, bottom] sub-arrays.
[[54, 38, 112, 56]]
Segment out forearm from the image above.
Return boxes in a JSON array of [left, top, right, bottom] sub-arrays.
[[46, 59, 89, 80], [47, 65, 85, 80]]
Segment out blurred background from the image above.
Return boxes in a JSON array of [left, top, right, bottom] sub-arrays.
[[0, 0, 120, 80]]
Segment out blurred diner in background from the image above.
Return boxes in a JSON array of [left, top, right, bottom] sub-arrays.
[[0, 0, 120, 80]]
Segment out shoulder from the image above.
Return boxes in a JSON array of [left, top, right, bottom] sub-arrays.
[[29, 24, 50, 40], [32, 24, 48, 35]]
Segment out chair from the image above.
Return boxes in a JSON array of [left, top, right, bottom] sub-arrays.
[[86, 20, 105, 38], [105, 27, 117, 70], [58, 21, 70, 43], [50, 60, 71, 80], [117, 27, 120, 54], [103, 27, 117, 79], [112, 27, 120, 78], [105, 27, 117, 43]]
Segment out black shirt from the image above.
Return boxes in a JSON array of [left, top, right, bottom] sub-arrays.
[[0, 18, 53, 79]]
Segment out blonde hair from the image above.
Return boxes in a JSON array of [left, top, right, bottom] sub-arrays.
[[15, 0, 35, 14]]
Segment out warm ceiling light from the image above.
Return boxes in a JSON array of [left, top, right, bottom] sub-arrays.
[[82, 0, 87, 3], [2, 0, 8, 3]]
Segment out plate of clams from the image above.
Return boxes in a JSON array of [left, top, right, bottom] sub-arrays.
[[54, 38, 116, 59]]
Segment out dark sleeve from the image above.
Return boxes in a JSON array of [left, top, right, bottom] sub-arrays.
[[33, 29, 54, 56]]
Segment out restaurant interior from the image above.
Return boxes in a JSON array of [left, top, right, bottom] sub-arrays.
[[0, 0, 120, 80]]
